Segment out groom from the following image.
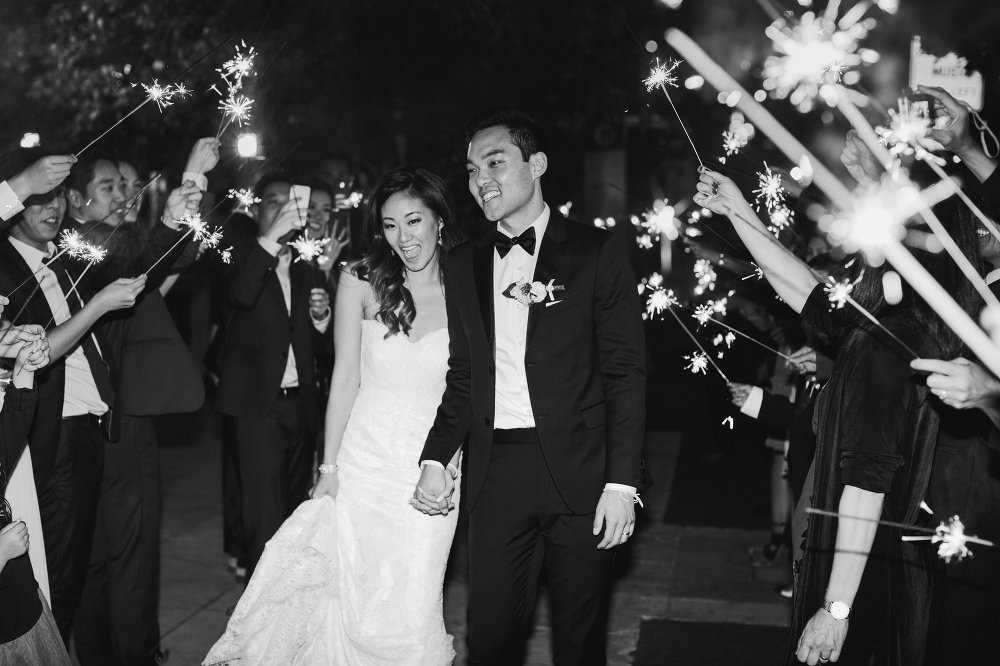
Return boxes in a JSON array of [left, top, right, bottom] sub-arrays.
[[414, 108, 646, 664]]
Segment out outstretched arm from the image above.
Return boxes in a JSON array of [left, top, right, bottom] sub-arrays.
[[694, 169, 818, 314]]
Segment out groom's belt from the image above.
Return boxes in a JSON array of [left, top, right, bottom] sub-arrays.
[[493, 427, 537, 444]]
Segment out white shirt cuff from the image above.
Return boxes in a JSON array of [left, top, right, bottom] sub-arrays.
[[311, 309, 331, 333], [0, 181, 25, 221], [740, 386, 764, 419], [420, 460, 446, 471], [258, 236, 282, 256], [182, 171, 209, 192], [604, 483, 637, 495]]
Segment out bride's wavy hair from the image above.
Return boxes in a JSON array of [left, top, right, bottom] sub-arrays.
[[353, 167, 464, 337]]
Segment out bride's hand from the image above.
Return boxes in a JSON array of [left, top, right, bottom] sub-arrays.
[[311, 472, 339, 500], [693, 168, 747, 217]]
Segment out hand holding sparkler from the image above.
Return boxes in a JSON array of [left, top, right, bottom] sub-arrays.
[[788, 346, 818, 374], [184, 137, 222, 176], [840, 130, 882, 186], [91, 276, 147, 313], [0, 324, 46, 359], [11, 337, 50, 385], [6, 155, 77, 201], [693, 168, 745, 218], [161, 182, 204, 230], [918, 86, 975, 156], [910, 357, 1000, 413]]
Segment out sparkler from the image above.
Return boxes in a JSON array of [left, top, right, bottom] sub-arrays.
[[754, 164, 787, 212], [768, 206, 793, 235], [693, 259, 717, 294], [686, 306, 796, 362], [76, 79, 186, 156], [145, 213, 223, 275], [220, 247, 234, 265], [825, 277, 854, 309], [743, 262, 764, 281], [645, 281, 731, 383], [644, 58, 704, 167], [808, 509, 996, 563], [693, 304, 714, 326], [685, 352, 709, 375], [634, 204, 679, 249], [722, 130, 749, 156], [229, 188, 260, 210], [875, 98, 934, 159], [288, 236, 332, 263], [214, 43, 257, 139], [762, 9, 878, 112]]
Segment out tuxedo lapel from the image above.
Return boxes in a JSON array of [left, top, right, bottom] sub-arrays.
[[526, 214, 568, 344], [472, 235, 495, 351]]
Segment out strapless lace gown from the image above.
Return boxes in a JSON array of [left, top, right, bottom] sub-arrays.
[[205, 319, 459, 666]]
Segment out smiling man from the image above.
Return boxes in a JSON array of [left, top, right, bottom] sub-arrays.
[[414, 107, 647, 665]]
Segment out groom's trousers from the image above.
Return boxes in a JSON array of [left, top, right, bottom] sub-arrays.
[[467, 428, 614, 666]]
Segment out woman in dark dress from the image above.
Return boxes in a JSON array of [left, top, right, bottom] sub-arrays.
[[693, 167, 982, 665]]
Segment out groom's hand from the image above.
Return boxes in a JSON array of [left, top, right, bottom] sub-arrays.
[[411, 465, 454, 515], [594, 489, 635, 549]]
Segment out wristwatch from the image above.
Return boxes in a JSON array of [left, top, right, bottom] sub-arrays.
[[823, 600, 851, 620]]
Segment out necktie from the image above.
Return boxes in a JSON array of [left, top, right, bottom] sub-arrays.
[[493, 227, 536, 259], [48, 258, 115, 407]]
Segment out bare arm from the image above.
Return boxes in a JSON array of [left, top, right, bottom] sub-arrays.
[[694, 169, 818, 313], [47, 276, 145, 362], [796, 485, 883, 663], [310, 268, 367, 499]]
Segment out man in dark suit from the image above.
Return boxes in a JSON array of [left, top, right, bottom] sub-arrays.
[[65, 143, 215, 666], [0, 147, 148, 645], [414, 108, 646, 664], [214, 172, 333, 577]]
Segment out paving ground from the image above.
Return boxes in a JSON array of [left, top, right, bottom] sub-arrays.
[[74, 404, 791, 665]]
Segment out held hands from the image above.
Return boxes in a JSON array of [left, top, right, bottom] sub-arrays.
[[919, 85, 976, 155], [796, 608, 847, 664], [693, 168, 748, 217], [411, 464, 456, 516], [94, 276, 147, 313], [594, 489, 635, 549], [7, 155, 77, 200], [162, 182, 203, 229], [309, 288, 331, 320], [13, 338, 50, 384], [185, 137, 222, 175], [911, 357, 1000, 410], [840, 130, 882, 186], [0, 521, 29, 566]]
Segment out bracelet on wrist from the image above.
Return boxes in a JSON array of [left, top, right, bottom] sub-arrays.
[[318, 463, 338, 475]]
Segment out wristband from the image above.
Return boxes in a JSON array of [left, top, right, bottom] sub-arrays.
[[446, 463, 459, 479], [318, 463, 338, 475]]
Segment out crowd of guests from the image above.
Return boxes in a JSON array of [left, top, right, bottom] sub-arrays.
[[0, 135, 354, 664], [692, 85, 1000, 665], [0, 82, 999, 666]]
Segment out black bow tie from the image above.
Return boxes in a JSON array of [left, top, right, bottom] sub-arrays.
[[493, 227, 536, 258]]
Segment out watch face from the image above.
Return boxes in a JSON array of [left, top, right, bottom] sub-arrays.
[[829, 601, 850, 620]]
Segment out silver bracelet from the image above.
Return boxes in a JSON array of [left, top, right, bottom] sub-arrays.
[[318, 463, 338, 474]]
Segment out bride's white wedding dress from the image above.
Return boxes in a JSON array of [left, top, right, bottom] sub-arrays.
[[204, 319, 459, 666]]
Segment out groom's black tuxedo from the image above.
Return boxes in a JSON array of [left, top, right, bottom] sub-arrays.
[[421, 210, 645, 665], [421, 211, 646, 513]]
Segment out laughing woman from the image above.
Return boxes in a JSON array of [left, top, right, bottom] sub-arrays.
[[693, 167, 981, 666]]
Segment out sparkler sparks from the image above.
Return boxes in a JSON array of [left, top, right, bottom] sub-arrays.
[[219, 95, 253, 127], [59, 230, 87, 259], [722, 130, 749, 156], [709, 298, 727, 316], [768, 206, 794, 235], [762, 10, 878, 112], [228, 188, 260, 208], [645, 286, 679, 316], [219, 44, 257, 86], [825, 277, 854, 309], [693, 304, 714, 326], [754, 165, 787, 212], [141, 80, 181, 112], [685, 352, 709, 375], [635, 204, 678, 248], [933, 516, 972, 563], [821, 180, 922, 258], [876, 97, 937, 161], [693, 259, 717, 294], [725, 331, 736, 347], [643, 59, 680, 92], [220, 247, 234, 264], [288, 236, 332, 262], [743, 263, 764, 281]]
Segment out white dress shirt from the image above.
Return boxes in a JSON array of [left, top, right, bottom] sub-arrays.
[[0, 181, 24, 221], [258, 237, 330, 389], [8, 236, 107, 416]]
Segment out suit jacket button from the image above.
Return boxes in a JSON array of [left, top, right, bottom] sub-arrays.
[[485, 417, 491, 426], [488, 366, 495, 375]]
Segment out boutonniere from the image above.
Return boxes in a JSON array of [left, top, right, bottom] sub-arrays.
[[502, 278, 565, 306]]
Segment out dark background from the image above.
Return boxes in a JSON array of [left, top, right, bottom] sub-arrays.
[[1, 0, 998, 224]]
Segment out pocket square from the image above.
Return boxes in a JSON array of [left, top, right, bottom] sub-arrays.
[[545, 300, 563, 307]]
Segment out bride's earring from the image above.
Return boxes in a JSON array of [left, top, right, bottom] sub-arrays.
[[438, 223, 443, 246]]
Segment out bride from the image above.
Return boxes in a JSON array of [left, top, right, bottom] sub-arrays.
[[205, 167, 465, 665]]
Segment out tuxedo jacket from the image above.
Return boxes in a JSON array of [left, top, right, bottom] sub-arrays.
[[214, 241, 332, 432], [420, 213, 646, 515], [62, 219, 204, 416], [0, 237, 119, 488]]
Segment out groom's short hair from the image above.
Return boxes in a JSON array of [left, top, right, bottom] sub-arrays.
[[465, 107, 547, 162]]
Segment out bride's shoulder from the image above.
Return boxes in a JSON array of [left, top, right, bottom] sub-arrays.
[[337, 261, 370, 288]]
